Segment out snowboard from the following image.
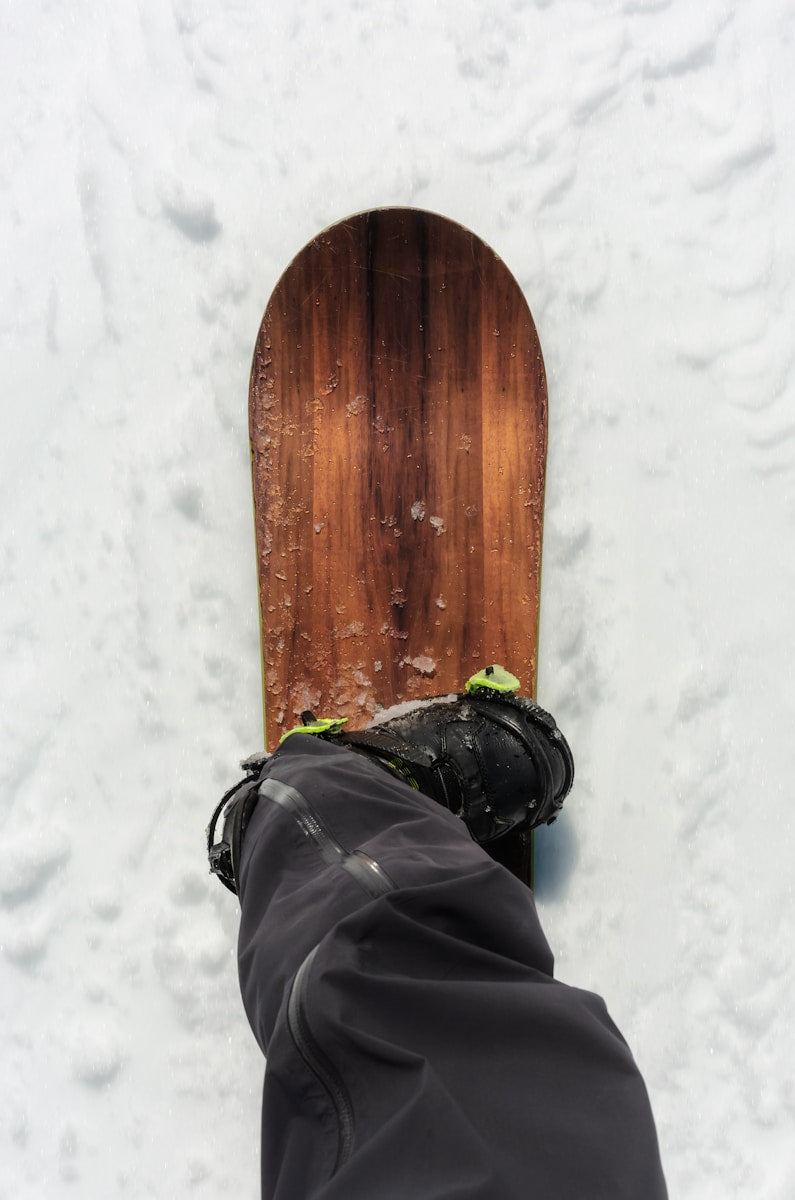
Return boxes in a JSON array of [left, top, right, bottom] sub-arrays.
[[249, 208, 548, 885]]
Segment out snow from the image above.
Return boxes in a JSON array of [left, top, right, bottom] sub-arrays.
[[369, 694, 459, 726], [2, 0, 795, 1196]]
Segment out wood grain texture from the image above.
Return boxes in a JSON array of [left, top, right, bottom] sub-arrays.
[[250, 208, 547, 750]]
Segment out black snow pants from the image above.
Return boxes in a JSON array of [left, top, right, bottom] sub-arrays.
[[237, 734, 668, 1199]]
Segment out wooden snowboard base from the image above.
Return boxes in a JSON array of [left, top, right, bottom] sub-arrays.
[[249, 209, 547, 880]]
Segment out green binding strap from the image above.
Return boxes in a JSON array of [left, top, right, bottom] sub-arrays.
[[280, 716, 349, 742], [465, 665, 521, 695]]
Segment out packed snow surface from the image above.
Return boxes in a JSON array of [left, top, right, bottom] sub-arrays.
[[3, 1, 795, 1196]]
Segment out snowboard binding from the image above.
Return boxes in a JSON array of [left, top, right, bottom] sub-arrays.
[[208, 666, 574, 894], [334, 665, 574, 844]]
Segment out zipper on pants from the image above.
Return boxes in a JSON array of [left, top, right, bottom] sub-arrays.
[[262, 773, 397, 1174], [287, 945, 355, 1172]]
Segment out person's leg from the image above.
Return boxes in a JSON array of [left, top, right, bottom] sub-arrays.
[[234, 735, 667, 1200]]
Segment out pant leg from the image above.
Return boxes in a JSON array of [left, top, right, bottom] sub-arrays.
[[237, 735, 668, 1200]]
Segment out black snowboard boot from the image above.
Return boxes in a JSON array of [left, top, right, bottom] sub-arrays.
[[337, 665, 574, 844], [208, 666, 574, 895]]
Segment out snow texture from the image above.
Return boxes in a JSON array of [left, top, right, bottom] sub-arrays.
[[2, 1, 795, 1196]]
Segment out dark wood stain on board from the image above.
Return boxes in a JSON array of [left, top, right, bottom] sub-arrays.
[[250, 208, 547, 750]]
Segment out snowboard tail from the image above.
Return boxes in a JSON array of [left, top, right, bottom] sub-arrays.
[[249, 208, 547, 885]]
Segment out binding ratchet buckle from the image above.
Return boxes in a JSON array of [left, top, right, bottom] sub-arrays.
[[465, 664, 521, 695]]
